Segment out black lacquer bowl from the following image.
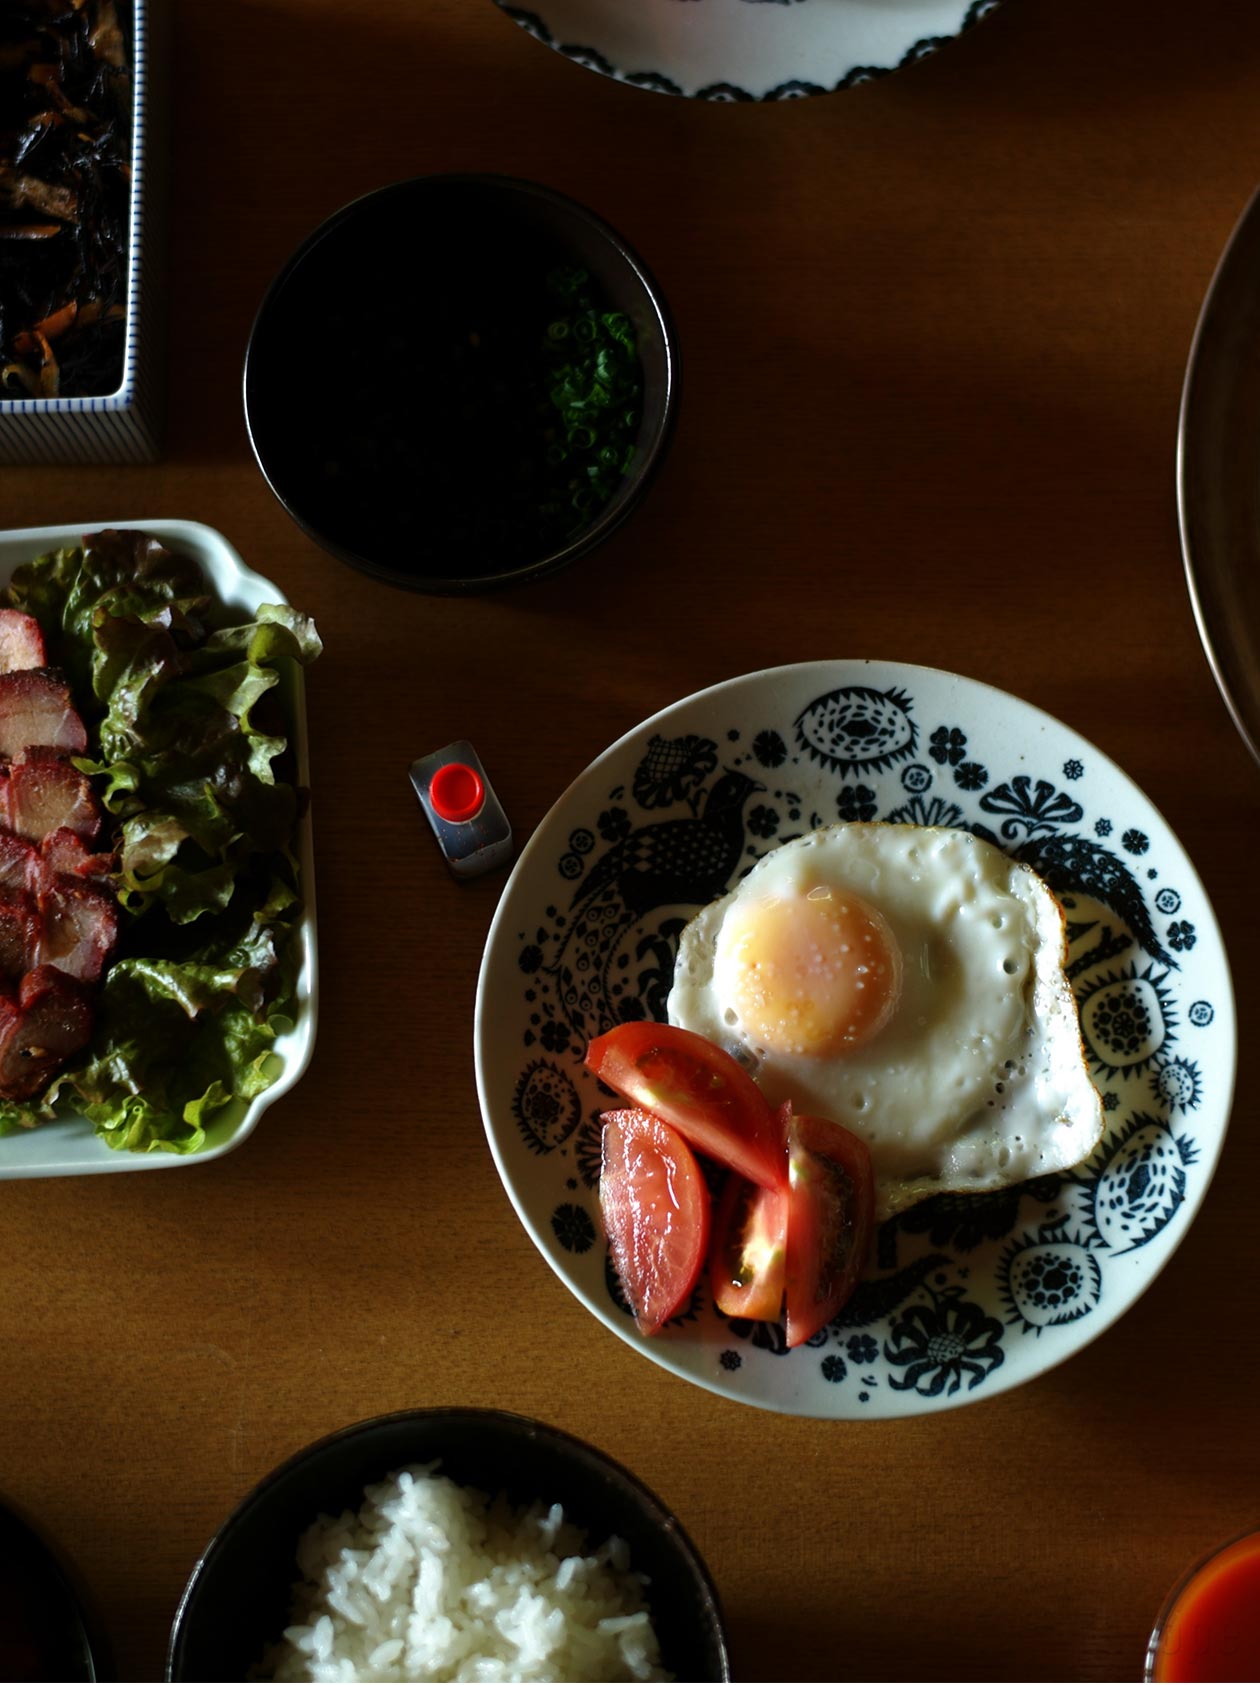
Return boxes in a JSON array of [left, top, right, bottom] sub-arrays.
[[244, 174, 679, 595], [167, 1407, 729, 1682], [0, 1499, 107, 1681]]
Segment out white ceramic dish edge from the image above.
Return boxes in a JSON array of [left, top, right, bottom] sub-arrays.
[[493, 0, 997, 102], [0, 517, 317, 1179]]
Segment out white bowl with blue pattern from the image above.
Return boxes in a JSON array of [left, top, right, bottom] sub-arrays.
[[493, 0, 1001, 101], [475, 662, 1235, 1418]]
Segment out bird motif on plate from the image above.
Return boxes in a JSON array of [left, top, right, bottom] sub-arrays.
[[547, 769, 763, 1043]]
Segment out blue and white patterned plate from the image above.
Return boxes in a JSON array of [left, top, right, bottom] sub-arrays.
[[492, 0, 1000, 101], [474, 663, 1235, 1418]]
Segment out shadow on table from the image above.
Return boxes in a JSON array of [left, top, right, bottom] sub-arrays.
[[160, 0, 567, 469]]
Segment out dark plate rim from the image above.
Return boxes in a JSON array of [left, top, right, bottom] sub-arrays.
[[0, 1497, 104, 1681], [1177, 181, 1260, 770]]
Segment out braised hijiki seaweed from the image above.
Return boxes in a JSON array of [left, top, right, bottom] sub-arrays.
[[0, 1, 132, 398]]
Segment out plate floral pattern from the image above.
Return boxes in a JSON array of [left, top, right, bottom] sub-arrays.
[[492, 0, 1001, 102], [475, 663, 1234, 1417]]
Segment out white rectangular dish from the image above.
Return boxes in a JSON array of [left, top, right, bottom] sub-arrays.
[[0, 518, 317, 1178], [0, 1, 164, 463]]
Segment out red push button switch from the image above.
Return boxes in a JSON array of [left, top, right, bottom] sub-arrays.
[[409, 741, 513, 879], [429, 761, 484, 824]]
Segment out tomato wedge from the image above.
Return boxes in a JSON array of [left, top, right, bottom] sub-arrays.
[[586, 1023, 786, 1191], [711, 1172, 789, 1321], [784, 1112, 874, 1349], [599, 1107, 711, 1336]]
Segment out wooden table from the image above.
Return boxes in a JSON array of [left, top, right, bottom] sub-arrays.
[[5, 0, 1260, 1678]]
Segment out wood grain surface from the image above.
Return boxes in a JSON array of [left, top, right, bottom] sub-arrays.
[[4, 1, 1260, 1679]]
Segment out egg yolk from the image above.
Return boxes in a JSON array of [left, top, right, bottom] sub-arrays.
[[724, 885, 903, 1057]]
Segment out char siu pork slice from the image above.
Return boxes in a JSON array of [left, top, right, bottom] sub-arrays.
[[35, 878, 118, 984], [0, 828, 115, 897], [39, 827, 115, 882], [1, 757, 101, 843], [0, 966, 94, 1102], [0, 670, 88, 759], [0, 633, 119, 1099], [0, 894, 38, 980], [0, 828, 121, 987], [0, 830, 35, 892], [0, 610, 47, 674]]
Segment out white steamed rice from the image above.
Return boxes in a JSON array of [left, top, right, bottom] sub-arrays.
[[260, 1463, 674, 1683]]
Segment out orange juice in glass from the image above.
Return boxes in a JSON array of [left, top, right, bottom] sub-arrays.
[[1146, 1529, 1260, 1682]]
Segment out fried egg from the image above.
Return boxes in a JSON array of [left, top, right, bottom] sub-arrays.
[[667, 822, 1104, 1221]]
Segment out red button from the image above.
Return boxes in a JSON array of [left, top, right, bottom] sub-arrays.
[[429, 761, 485, 824]]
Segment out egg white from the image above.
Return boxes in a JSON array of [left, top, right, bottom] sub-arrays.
[[667, 822, 1104, 1221]]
